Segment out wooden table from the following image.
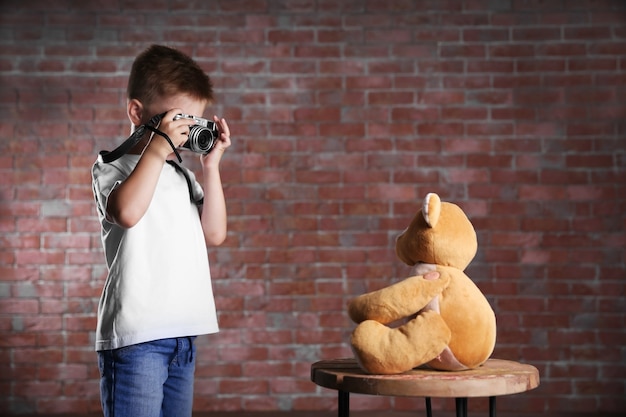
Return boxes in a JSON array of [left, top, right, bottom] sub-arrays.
[[311, 358, 539, 417]]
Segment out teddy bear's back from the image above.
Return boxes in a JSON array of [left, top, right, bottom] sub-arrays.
[[436, 265, 497, 369]]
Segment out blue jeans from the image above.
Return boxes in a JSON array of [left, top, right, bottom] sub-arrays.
[[98, 337, 197, 417]]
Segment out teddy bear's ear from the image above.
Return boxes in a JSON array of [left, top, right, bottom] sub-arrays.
[[422, 193, 441, 228]]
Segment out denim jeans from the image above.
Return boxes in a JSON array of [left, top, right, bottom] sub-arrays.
[[98, 337, 197, 417]]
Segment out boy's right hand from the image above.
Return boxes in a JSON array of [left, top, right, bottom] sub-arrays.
[[146, 108, 191, 159]]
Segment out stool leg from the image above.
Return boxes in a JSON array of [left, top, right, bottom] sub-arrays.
[[338, 390, 349, 417], [489, 396, 496, 417], [455, 398, 467, 417], [425, 397, 432, 417]]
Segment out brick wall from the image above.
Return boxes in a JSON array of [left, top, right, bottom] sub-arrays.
[[1, 0, 625, 415]]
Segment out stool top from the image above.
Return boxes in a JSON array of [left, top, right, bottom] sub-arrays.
[[311, 358, 539, 398]]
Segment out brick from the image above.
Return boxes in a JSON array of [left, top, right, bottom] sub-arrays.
[[14, 381, 63, 397], [490, 44, 535, 58], [371, 61, 417, 77], [441, 107, 488, 120], [421, 91, 465, 105], [463, 28, 509, 42], [271, 377, 317, 394], [440, 44, 486, 58], [368, 91, 415, 105], [268, 29, 315, 44], [219, 378, 269, 394], [513, 27, 562, 41], [415, 28, 460, 42], [0, 299, 39, 314], [37, 397, 101, 415]]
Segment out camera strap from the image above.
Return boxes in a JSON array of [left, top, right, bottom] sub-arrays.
[[98, 112, 182, 164], [166, 160, 204, 206]]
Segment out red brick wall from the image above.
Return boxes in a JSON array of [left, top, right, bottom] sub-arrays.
[[1, 1, 625, 415]]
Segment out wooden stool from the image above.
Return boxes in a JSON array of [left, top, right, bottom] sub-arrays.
[[311, 358, 539, 417]]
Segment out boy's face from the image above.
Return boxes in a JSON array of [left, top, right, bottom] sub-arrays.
[[143, 94, 208, 125]]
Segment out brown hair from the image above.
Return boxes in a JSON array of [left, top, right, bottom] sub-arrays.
[[127, 44, 213, 108]]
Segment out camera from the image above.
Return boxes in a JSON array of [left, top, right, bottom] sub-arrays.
[[173, 113, 219, 154]]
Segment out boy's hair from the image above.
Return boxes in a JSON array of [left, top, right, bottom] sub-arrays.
[[127, 44, 213, 108]]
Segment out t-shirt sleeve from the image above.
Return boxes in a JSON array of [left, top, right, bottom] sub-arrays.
[[91, 161, 125, 223]]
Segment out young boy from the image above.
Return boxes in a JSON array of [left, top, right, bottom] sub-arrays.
[[91, 44, 231, 417]]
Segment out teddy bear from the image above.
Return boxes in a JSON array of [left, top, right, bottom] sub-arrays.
[[348, 192, 496, 374]]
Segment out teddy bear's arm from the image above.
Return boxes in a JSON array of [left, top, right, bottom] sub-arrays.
[[348, 271, 450, 325]]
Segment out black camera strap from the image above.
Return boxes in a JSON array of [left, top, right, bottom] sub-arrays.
[[98, 112, 182, 164], [166, 160, 204, 206]]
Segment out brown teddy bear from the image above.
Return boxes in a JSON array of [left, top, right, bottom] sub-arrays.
[[348, 193, 496, 374]]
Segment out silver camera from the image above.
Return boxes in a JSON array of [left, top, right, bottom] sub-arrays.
[[173, 113, 219, 154]]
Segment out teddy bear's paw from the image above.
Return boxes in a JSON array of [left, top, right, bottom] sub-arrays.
[[350, 311, 452, 375]]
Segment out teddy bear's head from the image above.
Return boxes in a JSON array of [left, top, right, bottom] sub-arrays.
[[396, 193, 477, 270]]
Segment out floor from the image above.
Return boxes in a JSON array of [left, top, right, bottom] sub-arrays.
[[200, 410, 622, 417], [190, 413, 616, 417], [12, 412, 619, 417]]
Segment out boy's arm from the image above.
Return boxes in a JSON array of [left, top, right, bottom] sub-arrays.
[[106, 147, 165, 228], [200, 165, 227, 246], [199, 116, 231, 246], [106, 110, 190, 228]]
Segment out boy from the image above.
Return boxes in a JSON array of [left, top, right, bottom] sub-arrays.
[[91, 44, 231, 417]]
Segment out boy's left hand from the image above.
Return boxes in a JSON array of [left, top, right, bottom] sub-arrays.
[[201, 115, 231, 167]]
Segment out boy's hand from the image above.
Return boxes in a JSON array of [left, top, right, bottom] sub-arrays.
[[200, 115, 231, 167], [146, 108, 192, 159]]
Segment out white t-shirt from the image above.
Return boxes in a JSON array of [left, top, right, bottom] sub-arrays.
[[91, 154, 219, 351]]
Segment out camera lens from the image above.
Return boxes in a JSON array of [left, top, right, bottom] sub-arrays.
[[183, 125, 217, 154]]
